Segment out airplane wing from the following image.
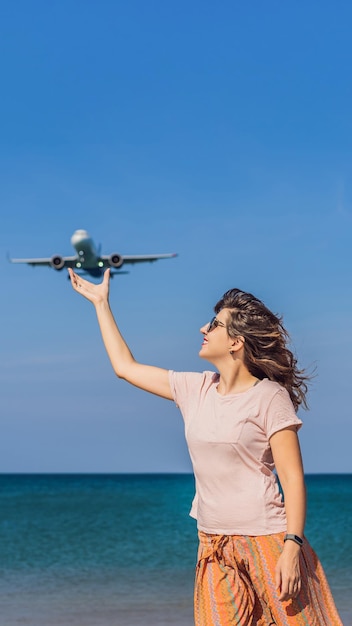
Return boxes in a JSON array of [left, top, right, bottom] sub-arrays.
[[9, 256, 78, 268], [100, 253, 177, 265], [9, 248, 178, 275]]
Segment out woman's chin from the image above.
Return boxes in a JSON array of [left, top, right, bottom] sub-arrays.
[[199, 347, 212, 362]]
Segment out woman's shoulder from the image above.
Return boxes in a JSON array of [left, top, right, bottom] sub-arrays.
[[257, 378, 291, 400], [168, 370, 218, 406], [169, 369, 218, 384], [169, 370, 218, 392], [259, 378, 283, 391], [257, 380, 301, 432]]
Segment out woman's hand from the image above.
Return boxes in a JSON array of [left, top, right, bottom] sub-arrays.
[[275, 540, 302, 601], [68, 267, 110, 305]]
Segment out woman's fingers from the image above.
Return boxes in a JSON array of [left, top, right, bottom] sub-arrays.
[[68, 268, 78, 288], [68, 268, 84, 291], [67, 267, 109, 304], [279, 576, 301, 601]]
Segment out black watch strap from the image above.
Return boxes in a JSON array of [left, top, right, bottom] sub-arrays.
[[284, 533, 303, 547]]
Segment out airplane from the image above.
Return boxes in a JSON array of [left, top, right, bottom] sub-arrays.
[[9, 229, 178, 278]]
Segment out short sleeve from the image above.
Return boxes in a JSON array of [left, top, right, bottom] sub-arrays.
[[168, 370, 204, 412], [168, 371, 216, 424], [169, 370, 182, 408], [264, 387, 303, 439]]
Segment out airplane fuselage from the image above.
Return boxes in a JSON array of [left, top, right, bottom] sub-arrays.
[[71, 230, 100, 268]]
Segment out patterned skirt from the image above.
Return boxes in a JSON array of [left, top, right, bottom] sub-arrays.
[[194, 531, 343, 625]]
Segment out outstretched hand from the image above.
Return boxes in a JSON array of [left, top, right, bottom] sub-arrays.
[[68, 268, 111, 305]]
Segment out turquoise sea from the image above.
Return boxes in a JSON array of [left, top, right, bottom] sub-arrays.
[[0, 473, 351, 625]]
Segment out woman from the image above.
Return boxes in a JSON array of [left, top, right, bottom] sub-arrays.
[[68, 268, 343, 626]]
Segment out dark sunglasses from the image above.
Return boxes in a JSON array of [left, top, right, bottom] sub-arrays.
[[207, 316, 226, 333]]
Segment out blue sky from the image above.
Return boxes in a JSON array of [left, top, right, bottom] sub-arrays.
[[1, 1, 351, 473]]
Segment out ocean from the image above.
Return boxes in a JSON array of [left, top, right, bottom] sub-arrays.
[[0, 473, 350, 625]]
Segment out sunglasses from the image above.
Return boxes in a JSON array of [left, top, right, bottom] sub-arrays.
[[207, 316, 226, 333]]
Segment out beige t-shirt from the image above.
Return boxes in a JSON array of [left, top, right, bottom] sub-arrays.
[[169, 371, 303, 535]]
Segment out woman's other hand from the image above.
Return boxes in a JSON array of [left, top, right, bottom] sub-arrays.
[[275, 540, 302, 601]]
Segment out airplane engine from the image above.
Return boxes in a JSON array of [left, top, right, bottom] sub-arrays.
[[50, 255, 65, 270], [108, 253, 124, 269]]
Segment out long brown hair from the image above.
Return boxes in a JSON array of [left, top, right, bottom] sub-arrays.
[[215, 288, 310, 410]]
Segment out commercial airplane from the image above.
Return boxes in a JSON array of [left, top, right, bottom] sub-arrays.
[[9, 229, 178, 277]]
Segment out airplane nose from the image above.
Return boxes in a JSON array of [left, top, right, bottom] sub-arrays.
[[71, 230, 90, 247]]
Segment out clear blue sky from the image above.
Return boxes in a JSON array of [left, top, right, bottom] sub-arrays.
[[1, 1, 351, 473]]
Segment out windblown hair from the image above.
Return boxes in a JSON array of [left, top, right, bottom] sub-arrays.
[[215, 288, 310, 410]]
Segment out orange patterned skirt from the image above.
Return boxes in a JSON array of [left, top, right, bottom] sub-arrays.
[[195, 531, 343, 625]]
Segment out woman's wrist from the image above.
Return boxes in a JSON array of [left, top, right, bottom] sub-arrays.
[[284, 533, 303, 547], [94, 298, 110, 311]]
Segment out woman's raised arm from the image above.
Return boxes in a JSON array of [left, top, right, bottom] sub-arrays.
[[68, 268, 173, 400]]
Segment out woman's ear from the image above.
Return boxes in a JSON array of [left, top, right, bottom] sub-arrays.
[[229, 336, 245, 355]]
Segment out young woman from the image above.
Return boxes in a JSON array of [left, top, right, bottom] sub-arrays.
[[68, 268, 343, 626]]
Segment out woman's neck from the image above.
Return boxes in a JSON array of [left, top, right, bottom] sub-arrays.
[[216, 364, 259, 396]]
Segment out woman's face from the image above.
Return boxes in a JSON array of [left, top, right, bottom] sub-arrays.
[[199, 308, 233, 362]]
